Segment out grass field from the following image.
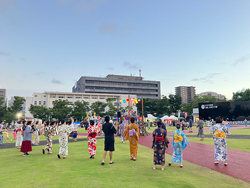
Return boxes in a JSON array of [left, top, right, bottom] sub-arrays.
[[0, 138, 250, 188]]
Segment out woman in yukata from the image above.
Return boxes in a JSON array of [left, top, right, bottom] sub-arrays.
[[57, 118, 75, 159], [87, 119, 101, 159], [169, 124, 189, 168], [213, 117, 228, 166]]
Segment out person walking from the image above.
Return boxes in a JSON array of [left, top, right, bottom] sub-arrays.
[[169, 124, 189, 168], [57, 118, 74, 159], [197, 119, 205, 141], [124, 117, 139, 161], [213, 117, 228, 166], [15, 121, 23, 149], [0, 121, 4, 145], [119, 119, 127, 143], [32, 121, 40, 146], [244, 119, 248, 127], [101, 116, 116, 165], [21, 121, 34, 156], [87, 119, 101, 159], [147, 120, 151, 130], [152, 121, 169, 170], [188, 118, 193, 132]]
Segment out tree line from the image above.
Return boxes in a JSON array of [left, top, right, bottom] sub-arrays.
[[1, 89, 250, 123]]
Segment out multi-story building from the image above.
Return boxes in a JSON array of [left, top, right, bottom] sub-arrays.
[[175, 86, 196, 104], [197, 91, 225, 100], [0, 89, 7, 106], [25, 91, 137, 118], [72, 74, 161, 100]]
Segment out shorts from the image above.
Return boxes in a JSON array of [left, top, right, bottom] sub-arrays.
[[104, 141, 114, 151], [188, 125, 192, 128], [73, 133, 77, 139]]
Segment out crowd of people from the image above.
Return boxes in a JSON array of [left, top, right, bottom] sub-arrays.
[[0, 115, 233, 170]]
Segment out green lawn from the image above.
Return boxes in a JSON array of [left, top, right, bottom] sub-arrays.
[[0, 138, 249, 188], [185, 128, 250, 136]]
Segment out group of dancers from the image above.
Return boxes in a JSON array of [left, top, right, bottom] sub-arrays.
[[0, 116, 229, 169]]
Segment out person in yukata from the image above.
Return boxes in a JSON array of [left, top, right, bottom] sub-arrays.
[[42, 121, 56, 154], [213, 117, 228, 166], [123, 117, 140, 161], [169, 124, 189, 168], [57, 118, 74, 159], [87, 119, 101, 159], [152, 121, 169, 170], [119, 119, 127, 143], [197, 119, 205, 141]]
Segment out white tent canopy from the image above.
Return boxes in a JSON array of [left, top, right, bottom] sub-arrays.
[[169, 115, 178, 120], [161, 115, 170, 120], [147, 114, 157, 119]]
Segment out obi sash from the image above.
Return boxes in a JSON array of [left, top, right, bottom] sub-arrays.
[[174, 133, 183, 142], [214, 130, 226, 139], [155, 136, 164, 141], [89, 132, 97, 137], [121, 127, 126, 129], [17, 129, 22, 132], [73, 131, 77, 133]]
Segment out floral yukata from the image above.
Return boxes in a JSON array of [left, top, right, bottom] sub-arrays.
[[15, 123, 23, 147], [171, 129, 189, 163], [213, 124, 228, 162], [44, 126, 56, 152], [119, 120, 127, 142], [87, 122, 101, 157], [152, 128, 168, 165], [58, 124, 74, 156]]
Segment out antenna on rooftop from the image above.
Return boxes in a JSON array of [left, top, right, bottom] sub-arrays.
[[139, 69, 141, 77]]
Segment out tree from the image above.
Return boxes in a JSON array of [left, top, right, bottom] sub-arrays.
[[29, 105, 52, 121], [52, 99, 72, 121], [71, 100, 89, 121], [0, 97, 7, 121], [105, 98, 117, 117], [232, 89, 250, 101], [90, 101, 107, 117], [169, 94, 182, 113], [9, 96, 25, 114]]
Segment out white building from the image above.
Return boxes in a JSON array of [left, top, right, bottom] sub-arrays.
[[25, 91, 138, 118], [197, 91, 225, 100]]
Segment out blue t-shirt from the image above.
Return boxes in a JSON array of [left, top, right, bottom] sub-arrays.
[[23, 125, 32, 141]]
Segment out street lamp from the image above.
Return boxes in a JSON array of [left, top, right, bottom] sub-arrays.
[[17, 113, 22, 120]]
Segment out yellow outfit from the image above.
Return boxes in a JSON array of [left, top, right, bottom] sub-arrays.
[[124, 123, 139, 159]]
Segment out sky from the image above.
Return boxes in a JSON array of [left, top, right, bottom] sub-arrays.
[[1, 0, 250, 100]]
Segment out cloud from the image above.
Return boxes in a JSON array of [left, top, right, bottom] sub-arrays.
[[0, 51, 11, 56], [99, 23, 131, 37], [107, 67, 114, 71], [123, 61, 140, 70], [20, 57, 26, 61], [191, 73, 220, 83], [232, 54, 250, 66], [51, 78, 63, 84], [237, 88, 246, 93]]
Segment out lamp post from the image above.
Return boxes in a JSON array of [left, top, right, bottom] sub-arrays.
[[17, 113, 22, 120]]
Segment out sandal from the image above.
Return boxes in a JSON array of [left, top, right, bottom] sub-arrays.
[[63, 156, 66, 159], [101, 162, 105, 165], [109, 161, 115, 164], [224, 163, 228, 166], [214, 162, 219, 165], [42, 149, 45, 154], [57, 154, 61, 159], [133, 159, 136, 161], [180, 165, 183, 168], [168, 163, 171, 166]]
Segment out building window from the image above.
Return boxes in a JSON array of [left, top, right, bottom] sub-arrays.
[[76, 97, 81, 99], [43, 101, 46, 105], [92, 97, 98, 99], [34, 101, 37, 105], [59, 96, 64, 98], [53, 96, 56, 98], [44, 95, 46, 97], [39, 101, 41, 105], [100, 97, 105, 99], [84, 97, 89, 99], [35, 95, 37, 97], [67, 97, 73, 98]]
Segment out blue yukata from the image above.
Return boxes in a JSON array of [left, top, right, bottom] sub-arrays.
[[171, 129, 189, 163], [213, 124, 228, 162]]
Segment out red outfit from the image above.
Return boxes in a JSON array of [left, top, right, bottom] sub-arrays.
[[87, 122, 100, 156]]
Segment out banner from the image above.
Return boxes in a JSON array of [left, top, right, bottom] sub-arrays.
[[185, 112, 187, 118]]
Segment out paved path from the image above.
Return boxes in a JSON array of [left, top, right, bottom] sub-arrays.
[[138, 126, 250, 183], [186, 135, 250, 139]]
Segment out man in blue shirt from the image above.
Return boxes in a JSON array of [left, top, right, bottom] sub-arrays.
[[188, 118, 193, 132]]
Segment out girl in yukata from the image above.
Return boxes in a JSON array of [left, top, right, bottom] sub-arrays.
[[42, 121, 56, 154], [169, 124, 189, 168], [15, 121, 23, 149], [213, 117, 228, 166], [87, 118, 101, 158], [57, 118, 75, 159], [119, 119, 127, 143]]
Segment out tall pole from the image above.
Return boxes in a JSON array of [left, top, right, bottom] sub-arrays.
[[117, 96, 119, 120], [142, 96, 144, 124]]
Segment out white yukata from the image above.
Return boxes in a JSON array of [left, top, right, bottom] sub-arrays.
[[58, 124, 74, 156], [15, 124, 23, 147]]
